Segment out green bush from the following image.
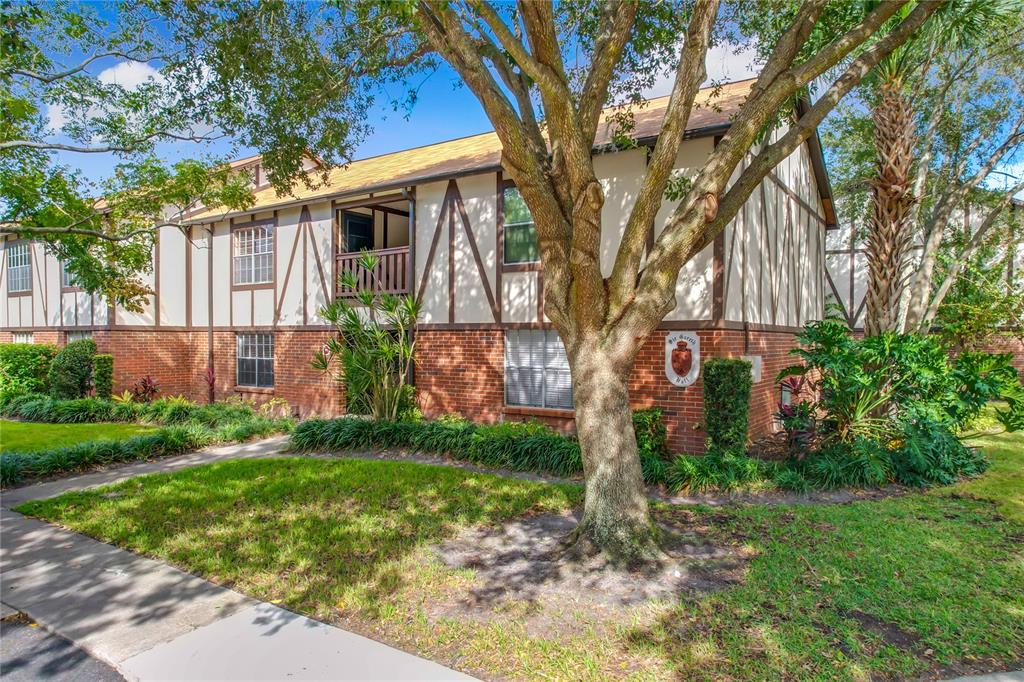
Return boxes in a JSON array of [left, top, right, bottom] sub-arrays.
[[0, 343, 56, 399], [668, 447, 766, 493], [290, 415, 583, 478], [703, 358, 752, 451], [48, 339, 96, 399], [93, 355, 113, 400]]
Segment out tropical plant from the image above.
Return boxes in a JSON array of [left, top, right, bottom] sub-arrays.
[[312, 252, 421, 422], [131, 375, 160, 402], [47, 339, 97, 399]]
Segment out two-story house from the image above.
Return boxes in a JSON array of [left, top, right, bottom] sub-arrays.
[[1, 78, 836, 453]]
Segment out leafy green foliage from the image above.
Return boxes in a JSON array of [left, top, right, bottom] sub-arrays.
[[313, 254, 420, 422], [0, 343, 56, 399], [93, 354, 113, 400], [291, 415, 584, 479], [47, 339, 96, 399], [668, 447, 771, 493], [703, 358, 752, 451]]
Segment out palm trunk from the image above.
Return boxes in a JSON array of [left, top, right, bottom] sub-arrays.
[[864, 79, 917, 336], [566, 338, 659, 564]]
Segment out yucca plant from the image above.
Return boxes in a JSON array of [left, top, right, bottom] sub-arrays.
[[313, 252, 421, 422]]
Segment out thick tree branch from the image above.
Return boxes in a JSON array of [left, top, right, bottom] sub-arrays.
[[615, 0, 934, 340], [578, 2, 639, 140], [1, 130, 227, 153], [605, 0, 719, 327]]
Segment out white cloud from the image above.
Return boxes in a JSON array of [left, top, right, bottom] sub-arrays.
[[47, 60, 164, 133], [642, 41, 760, 99], [97, 60, 165, 89]]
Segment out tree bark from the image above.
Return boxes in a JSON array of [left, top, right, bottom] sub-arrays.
[[864, 80, 917, 336], [565, 337, 659, 564]]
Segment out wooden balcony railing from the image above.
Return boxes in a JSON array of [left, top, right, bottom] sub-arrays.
[[335, 246, 411, 297]]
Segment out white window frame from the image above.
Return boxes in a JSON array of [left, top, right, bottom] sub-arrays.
[[7, 243, 32, 293], [66, 330, 93, 343], [232, 223, 274, 286], [12, 332, 33, 344], [504, 329, 573, 410], [236, 333, 274, 388]]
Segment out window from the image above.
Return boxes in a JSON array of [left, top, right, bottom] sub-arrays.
[[236, 333, 274, 388], [67, 330, 92, 343], [7, 243, 31, 293], [503, 187, 539, 264], [504, 329, 573, 409], [12, 332, 33, 344], [232, 224, 273, 285], [61, 261, 77, 288]]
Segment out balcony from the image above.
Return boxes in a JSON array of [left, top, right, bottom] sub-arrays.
[[335, 246, 411, 297]]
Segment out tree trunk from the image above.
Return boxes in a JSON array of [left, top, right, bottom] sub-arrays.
[[864, 79, 917, 336], [566, 339, 660, 564]]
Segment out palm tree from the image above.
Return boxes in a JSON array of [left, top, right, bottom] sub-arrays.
[[861, 0, 1014, 335]]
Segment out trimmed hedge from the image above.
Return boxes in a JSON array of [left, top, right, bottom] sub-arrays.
[[48, 339, 96, 399], [290, 416, 584, 478], [0, 343, 56, 399], [94, 354, 113, 400], [703, 358, 752, 451]]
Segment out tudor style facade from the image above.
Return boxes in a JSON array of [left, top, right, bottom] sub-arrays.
[[1, 79, 837, 453]]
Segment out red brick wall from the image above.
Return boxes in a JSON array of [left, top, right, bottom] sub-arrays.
[[414, 329, 504, 422], [976, 335, 1024, 378], [411, 327, 801, 454]]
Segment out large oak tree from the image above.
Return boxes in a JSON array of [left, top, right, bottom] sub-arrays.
[[10, 0, 942, 560]]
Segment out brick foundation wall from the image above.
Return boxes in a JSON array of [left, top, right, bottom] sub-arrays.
[[411, 327, 801, 454]]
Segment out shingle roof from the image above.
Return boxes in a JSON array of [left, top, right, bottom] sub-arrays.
[[187, 78, 755, 222]]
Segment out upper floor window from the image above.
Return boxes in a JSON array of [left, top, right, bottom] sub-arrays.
[[503, 187, 539, 265], [233, 223, 273, 285], [504, 329, 573, 410], [7, 243, 31, 293], [61, 260, 78, 289]]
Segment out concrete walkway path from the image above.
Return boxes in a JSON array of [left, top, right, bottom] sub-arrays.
[[1, 438, 475, 681]]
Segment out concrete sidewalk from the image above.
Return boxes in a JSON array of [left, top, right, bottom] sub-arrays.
[[1, 438, 475, 681]]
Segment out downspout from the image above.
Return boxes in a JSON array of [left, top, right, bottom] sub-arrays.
[[206, 224, 215, 404]]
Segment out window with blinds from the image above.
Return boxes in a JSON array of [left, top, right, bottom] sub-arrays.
[[237, 333, 274, 388], [504, 329, 573, 409], [12, 332, 33, 344], [61, 260, 77, 288], [232, 224, 273, 285], [7, 243, 31, 293]]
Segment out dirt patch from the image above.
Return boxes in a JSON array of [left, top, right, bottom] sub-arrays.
[[430, 511, 750, 637], [843, 609, 922, 650]]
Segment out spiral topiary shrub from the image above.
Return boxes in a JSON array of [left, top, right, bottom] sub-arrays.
[[703, 357, 752, 452], [93, 354, 114, 400]]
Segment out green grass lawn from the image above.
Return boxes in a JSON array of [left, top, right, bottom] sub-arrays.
[[16, 431, 1024, 681], [0, 419, 156, 453]]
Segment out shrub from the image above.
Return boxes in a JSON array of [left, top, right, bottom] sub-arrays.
[[93, 354, 113, 400], [703, 358, 752, 451], [668, 447, 766, 493], [633, 407, 670, 460], [0, 343, 56, 399], [48, 339, 96, 399], [892, 418, 989, 487], [131, 375, 160, 402], [290, 415, 583, 478]]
